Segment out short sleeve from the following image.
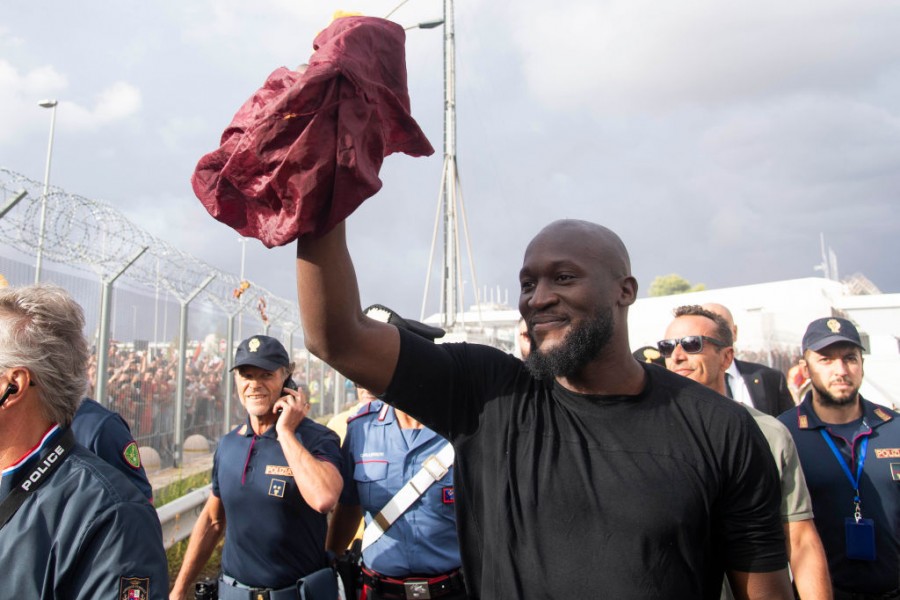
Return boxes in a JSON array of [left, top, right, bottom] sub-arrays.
[[716, 410, 789, 573], [778, 433, 815, 522]]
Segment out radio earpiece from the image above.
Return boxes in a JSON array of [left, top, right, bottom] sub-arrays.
[[0, 383, 19, 407]]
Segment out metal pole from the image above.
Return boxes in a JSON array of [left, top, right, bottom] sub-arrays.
[[95, 247, 149, 406], [224, 313, 235, 434], [173, 275, 215, 467], [34, 99, 58, 284], [440, 0, 459, 328]]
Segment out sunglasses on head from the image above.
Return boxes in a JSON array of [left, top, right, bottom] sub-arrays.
[[657, 335, 728, 358]]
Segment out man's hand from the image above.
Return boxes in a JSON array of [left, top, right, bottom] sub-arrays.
[[274, 386, 311, 437]]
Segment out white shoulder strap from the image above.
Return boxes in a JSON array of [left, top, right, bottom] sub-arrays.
[[360, 442, 455, 551]]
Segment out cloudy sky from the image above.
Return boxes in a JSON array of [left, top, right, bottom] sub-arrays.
[[2, 0, 898, 321]]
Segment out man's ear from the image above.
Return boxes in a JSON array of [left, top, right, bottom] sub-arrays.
[[618, 276, 638, 307], [721, 347, 735, 371], [798, 358, 809, 380]]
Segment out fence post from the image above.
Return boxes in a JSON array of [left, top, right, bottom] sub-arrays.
[[95, 247, 148, 406], [173, 275, 215, 467]]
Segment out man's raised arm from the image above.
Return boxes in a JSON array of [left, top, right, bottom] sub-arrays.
[[296, 222, 400, 394]]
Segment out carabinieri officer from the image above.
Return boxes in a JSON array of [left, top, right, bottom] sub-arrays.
[[171, 335, 343, 600], [327, 306, 465, 600]]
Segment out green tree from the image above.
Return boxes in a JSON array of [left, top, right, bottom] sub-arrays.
[[648, 273, 706, 297]]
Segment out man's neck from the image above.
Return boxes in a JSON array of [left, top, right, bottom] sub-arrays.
[[811, 394, 864, 425], [557, 351, 646, 396], [0, 415, 57, 471], [250, 414, 276, 436]]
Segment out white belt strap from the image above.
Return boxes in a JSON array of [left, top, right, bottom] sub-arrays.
[[361, 442, 455, 552]]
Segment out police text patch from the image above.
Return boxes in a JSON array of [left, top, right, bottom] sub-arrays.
[[265, 465, 293, 476], [875, 448, 900, 459]]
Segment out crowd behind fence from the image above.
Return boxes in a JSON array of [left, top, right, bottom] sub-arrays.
[[0, 167, 348, 467]]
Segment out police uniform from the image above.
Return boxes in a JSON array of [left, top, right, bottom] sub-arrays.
[[0, 424, 168, 598], [214, 415, 342, 591], [779, 395, 900, 596], [340, 400, 464, 599], [71, 396, 153, 502]]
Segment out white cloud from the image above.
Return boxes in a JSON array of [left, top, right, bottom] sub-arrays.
[[504, 0, 900, 115], [94, 82, 142, 122]]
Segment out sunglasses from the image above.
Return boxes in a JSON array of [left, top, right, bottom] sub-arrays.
[[657, 335, 728, 358]]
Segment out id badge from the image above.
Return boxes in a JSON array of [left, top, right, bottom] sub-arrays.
[[845, 517, 876, 561]]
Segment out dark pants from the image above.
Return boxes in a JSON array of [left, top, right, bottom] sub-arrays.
[[362, 586, 468, 600]]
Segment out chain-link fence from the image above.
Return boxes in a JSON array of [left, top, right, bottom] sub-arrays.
[[0, 168, 349, 467]]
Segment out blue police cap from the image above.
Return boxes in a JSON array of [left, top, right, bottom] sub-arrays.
[[232, 335, 290, 371], [801, 317, 866, 353]]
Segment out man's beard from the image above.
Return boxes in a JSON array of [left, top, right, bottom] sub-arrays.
[[812, 379, 860, 408], [524, 308, 614, 380]]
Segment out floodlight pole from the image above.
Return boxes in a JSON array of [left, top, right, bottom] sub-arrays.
[[35, 99, 58, 283]]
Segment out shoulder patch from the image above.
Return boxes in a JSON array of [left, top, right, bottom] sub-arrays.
[[119, 576, 150, 599], [122, 441, 142, 469], [875, 408, 893, 423]]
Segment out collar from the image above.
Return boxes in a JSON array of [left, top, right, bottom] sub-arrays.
[[793, 393, 894, 431], [236, 416, 279, 439], [726, 361, 742, 378]]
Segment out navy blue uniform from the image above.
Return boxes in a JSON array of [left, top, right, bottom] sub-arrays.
[[71, 397, 153, 502], [0, 425, 167, 598], [340, 401, 461, 577], [779, 395, 900, 594], [213, 416, 342, 588]]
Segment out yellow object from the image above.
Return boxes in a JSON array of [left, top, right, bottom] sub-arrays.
[[333, 10, 362, 20]]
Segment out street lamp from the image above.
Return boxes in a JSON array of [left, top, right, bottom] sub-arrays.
[[34, 99, 59, 284]]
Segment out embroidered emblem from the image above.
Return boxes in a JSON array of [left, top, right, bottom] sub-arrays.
[[442, 486, 455, 504], [891, 464, 900, 481], [119, 576, 150, 600], [798, 415, 809, 429], [265, 465, 293, 476], [269, 478, 286, 498], [123, 441, 142, 469], [249, 338, 261, 352], [875, 448, 900, 459], [826, 319, 841, 333], [875, 408, 893, 422]]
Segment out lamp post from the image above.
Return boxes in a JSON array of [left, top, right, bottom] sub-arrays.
[[34, 99, 58, 284]]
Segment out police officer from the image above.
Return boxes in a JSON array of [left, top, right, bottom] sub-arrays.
[[0, 284, 168, 598], [171, 334, 342, 600], [327, 306, 465, 600], [779, 317, 900, 599], [71, 396, 154, 502]]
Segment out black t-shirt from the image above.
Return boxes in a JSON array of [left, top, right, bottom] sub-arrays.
[[385, 328, 786, 599]]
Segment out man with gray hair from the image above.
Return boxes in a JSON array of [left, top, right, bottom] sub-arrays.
[[0, 284, 168, 598]]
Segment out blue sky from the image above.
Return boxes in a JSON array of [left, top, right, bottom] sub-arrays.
[[2, 0, 898, 319]]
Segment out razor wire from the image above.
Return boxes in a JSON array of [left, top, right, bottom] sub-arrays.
[[0, 167, 297, 327]]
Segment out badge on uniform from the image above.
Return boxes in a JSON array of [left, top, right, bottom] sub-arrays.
[[269, 478, 286, 498], [119, 577, 150, 599], [123, 441, 142, 469], [845, 517, 876, 561], [442, 486, 454, 504], [891, 463, 900, 481]]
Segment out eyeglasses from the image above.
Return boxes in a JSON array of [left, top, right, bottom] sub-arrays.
[[657, 336, 728, 358]]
